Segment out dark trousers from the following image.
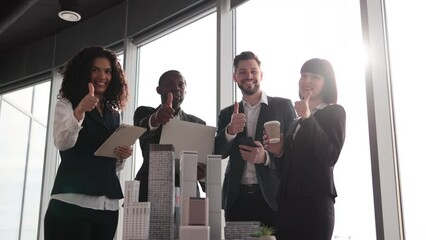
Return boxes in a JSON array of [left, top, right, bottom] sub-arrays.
[[44, 199, 119, 240], [225, 184, 277, 228], [276, 196, 335, 240], [135, 165, 149, 202]]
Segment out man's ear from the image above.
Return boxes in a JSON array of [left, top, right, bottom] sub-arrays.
[[232, 73, 237, 82], [156, 86, 161, 94]]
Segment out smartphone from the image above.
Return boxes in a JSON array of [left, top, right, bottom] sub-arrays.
[[238, 137, 257, 147]]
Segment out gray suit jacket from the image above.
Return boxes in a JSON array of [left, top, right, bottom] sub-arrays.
[[214, 96, 296, 210]]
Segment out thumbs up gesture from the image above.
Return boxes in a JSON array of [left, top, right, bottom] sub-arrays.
[[74, 83, 99, 120], [294, 91, 312, 120], [227, 102, 246, 135], [88, 82, 95, 97], [151, 92, 175, 127], [166, 92, 173, 108]]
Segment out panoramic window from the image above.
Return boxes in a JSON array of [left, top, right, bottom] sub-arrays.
[[134, 13, 217, 178], [385, 1, 426, 238], [0, 81, 51, 240], [236, 0, 374, 239]]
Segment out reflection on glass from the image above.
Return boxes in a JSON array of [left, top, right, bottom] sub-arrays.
[[0, 81, 50, 240], [32, 81, 51, 125], [236, 0, 374, 239], [385, 1, 426, 238], [3, 86, 33, 114], [135, 13, 217, 176], [21, 121, 46, 239], [0, 101, 30, 240]]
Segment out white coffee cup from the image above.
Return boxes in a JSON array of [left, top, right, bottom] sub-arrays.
[[263, 120, 281, 144]]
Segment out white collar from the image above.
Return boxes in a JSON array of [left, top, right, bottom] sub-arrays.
[[312, 102, 328, 114], [241, 91, 268, 108]]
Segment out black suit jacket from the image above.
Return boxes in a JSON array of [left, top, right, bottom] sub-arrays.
[[214, 96, 296, 211], [274, 104, 346, 239], [134, 105, 205, 202], [277, 104, 346, 201]]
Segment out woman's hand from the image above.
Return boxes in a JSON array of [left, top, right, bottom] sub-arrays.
[[294, 91, 312, 120], [263, 131, 284, 157], [74, 83, 98, 121], [115, 145, 133, 163]]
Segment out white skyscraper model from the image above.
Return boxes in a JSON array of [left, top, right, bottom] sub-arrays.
[[179, 151, 210, 240], [122, 180, 150, 240], [148, 144, 175, 240], [206, 155, 227, 240], [180, 151, 198, 202]]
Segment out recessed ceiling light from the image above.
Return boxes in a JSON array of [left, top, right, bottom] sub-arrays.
[[58, 10, 81, 22]]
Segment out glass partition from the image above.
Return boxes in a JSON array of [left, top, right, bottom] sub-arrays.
[[134, 13, 217, 179]]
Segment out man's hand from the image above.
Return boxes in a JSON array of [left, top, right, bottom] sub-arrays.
[[227, 102, 246, 135], [239, 141, 266, 164], [151, 92, 175, 127]]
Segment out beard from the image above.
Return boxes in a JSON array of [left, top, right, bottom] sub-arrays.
[[238, 81, 260, 96]]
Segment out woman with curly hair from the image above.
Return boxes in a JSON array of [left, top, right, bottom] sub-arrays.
[[44, 46, 132, 240]]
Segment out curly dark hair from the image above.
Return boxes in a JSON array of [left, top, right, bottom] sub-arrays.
[[58, 46, 128, 111]]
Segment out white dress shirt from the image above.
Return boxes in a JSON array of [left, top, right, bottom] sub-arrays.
[[225, 91, 270, 185]]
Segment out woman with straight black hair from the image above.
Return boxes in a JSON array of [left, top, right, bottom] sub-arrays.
[[265, 58, 346, 240]]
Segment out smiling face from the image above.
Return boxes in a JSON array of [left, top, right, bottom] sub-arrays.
[[90, 57, 112, 98], [299, 72, 325, 101], [157, 71, 186, 110], [233, 59, 263, 96]]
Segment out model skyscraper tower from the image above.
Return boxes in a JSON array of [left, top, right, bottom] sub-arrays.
[[179, 151, 209, 240], [206, 155, 226, 240], [179, 151, 198, 200], [122, 180, 150, 240], [148, 144, 175, 240]]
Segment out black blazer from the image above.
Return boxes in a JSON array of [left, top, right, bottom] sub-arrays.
[[277, 104, 346, 201], [134, 105, 205, 201], [214, 96, 297, 210]]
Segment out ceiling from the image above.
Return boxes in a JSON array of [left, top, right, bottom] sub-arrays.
[[0, 0, 126, 52]]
